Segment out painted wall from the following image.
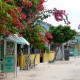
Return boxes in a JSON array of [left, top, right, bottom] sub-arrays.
[[19, 54, 40, 69], [43, 51, 55, 62], [30, 54, 40, 65], [19, 51, 55, 69]]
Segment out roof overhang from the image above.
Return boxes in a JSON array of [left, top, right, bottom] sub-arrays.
[[5, 34, 30, 45]]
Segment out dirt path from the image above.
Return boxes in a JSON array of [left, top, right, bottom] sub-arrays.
[[5, 57, 80, 80]]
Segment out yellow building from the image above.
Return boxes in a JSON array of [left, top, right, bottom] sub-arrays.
[[43, 51, 55, 62], [18, 51, 55, 69]]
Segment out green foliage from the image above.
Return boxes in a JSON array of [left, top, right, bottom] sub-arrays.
[[45, 46, 49, 53], [32, 0, 39, 6], [21, 24, 46, 49], [49, 25, 77, 44]]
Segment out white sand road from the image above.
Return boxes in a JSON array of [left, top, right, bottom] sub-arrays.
[[3, 57, 80, 80]]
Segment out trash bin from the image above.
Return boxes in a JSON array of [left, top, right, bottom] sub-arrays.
[[64, 50, 69, 60]]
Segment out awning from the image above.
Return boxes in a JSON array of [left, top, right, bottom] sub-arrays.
[[5, 34, 30, 45], [19, 37, 30, 45]]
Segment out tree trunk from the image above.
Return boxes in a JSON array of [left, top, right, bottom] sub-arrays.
[[53, 46, 60, 60], [33, 53, 37, 67]]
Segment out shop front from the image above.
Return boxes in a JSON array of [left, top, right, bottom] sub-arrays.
[[0, 36, 17, 79], [0, 34, 30, 75]]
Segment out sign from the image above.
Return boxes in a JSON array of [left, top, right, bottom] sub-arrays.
[[4, 55, 15, 73], [6, 41, 15, 55]]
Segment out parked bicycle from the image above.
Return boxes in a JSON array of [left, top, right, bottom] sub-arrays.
[[25, 54, 34, 70]]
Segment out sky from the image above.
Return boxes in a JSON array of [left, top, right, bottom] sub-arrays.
[[43, 0, 80, 32]]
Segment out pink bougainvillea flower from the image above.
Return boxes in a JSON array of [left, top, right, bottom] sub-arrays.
[[5, 0, 10, 3], [0, 42, 2, 45], [0, 27, 4, 33], [22, 1, 27, 6], [67, 21, 70, 25], [7, 30, 11, 36], [14, 21, 24, 29], [36, 0, 44, 11], [18, 7, 22, 12], [36, 5, 44, 11], [53, 8, 70, 24], [8, 9, 17, 18], [22, 0, 32, 7], [27, 1, 32, 7], [44, 37, 49, 43], [21, 13, 26, 20], [20, 34, 23, 37], [45, 31, 53, 39], [39, 0, 44, 4], [53, 8, 65, 21], [12, 18, 19, 24], [2, 20, 7, 24]]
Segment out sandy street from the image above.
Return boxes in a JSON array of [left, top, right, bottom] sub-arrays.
[[4, 57, 80, 80]]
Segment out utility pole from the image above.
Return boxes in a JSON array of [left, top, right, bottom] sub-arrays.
[[62, 43, 65, 60]]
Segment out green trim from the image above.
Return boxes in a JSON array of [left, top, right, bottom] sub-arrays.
[[0, 45, 1, 58], [4, 55, 15, 73], [1, 40, 4, 58]]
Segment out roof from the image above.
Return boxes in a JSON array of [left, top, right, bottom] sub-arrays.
[[40, 21, 52, 31], [5, 34, 30, 45]]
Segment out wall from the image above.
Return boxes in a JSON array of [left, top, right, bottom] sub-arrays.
[[43, 51, 55, 62], [19, 54, 40, 69]]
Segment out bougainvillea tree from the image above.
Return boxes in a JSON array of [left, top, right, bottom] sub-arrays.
[[21, 24, 53, 49], [0, 0, 26, 40], [0, 0, 70, 47]]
